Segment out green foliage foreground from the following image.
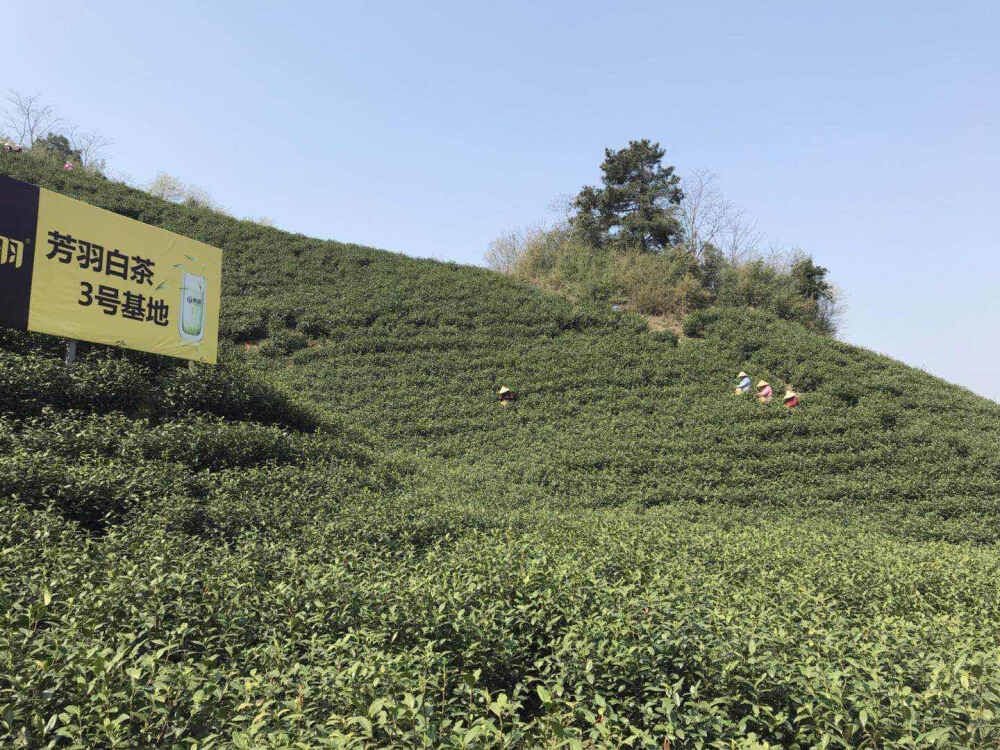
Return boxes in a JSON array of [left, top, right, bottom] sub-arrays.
[[2, 152, 1000, 747]]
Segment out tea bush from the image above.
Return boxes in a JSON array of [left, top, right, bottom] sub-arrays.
[[682, 308, 720, 338], [258, 329, 310, 357], [2, 149, 1000, 747], [649, 328, 679, 346]]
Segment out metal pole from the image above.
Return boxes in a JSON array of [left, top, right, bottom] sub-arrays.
[[65, 340, 77, 367]]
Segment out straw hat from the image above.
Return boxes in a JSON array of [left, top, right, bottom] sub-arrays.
[[498, 386, 511, 396], [757, 380, 769, 388], [737, 371, 747, 378], [783, 390, 797, 401]]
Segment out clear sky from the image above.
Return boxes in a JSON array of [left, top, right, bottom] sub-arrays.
[[7, 1, 999, 401]]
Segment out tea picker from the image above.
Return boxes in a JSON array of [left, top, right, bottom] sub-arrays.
[[498, 386, 516, 406], [734, 371, 752, 395], [783, 388, 799, 409], [756, 380, 773, 403]]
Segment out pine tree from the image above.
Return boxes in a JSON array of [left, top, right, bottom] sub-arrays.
[[571, 139, 684, 253]]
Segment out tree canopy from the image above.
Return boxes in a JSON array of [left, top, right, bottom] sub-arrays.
[[570, 139, 684, 253], [31, 132, 81, 166], [791, 257, 832, 302]]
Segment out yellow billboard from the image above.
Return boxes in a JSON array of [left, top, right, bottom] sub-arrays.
[[0, 175, 222, 363]]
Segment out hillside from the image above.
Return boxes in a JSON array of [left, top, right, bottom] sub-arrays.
[[3, 152, 1000, 747]]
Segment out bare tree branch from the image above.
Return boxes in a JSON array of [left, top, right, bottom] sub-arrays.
[[546, 193, 575, 221], [149, 172, 225, 213], [485, 230, 524, 275], [679, 169, 763, 263], [3, 90, 61, 147], [71, 128, 113, 171], [718, 206, 763, 265], [821, 282, 848, 336], [149, 172, 187, 202]]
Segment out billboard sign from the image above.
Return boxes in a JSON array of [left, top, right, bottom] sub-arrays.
[[0, 175, 222, 363]]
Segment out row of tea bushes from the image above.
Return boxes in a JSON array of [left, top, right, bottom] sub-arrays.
[[4, 493, 999, 746]]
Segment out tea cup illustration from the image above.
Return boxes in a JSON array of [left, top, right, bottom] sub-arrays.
[[179, 272, 206, 343]]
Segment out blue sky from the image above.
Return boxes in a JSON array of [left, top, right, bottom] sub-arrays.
[[7, 1, 999, 401]]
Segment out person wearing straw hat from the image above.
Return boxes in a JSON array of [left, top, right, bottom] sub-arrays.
[[756, 380, 773, 403], [497, 386, 516, 406], [783, 387, 799, 409], [734, 371, 752, 395]]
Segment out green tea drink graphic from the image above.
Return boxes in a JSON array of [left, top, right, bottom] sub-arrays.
[[179, 273, 206, 343]]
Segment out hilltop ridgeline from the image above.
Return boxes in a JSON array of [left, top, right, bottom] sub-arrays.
[[2, 150, 1000, 747], [488, 140, 839, 335]]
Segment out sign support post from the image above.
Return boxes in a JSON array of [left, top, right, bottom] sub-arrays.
[[65, 339, 77, 367]]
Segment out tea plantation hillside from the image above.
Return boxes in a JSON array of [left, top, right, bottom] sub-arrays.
[[3, 152, 1000, 747]]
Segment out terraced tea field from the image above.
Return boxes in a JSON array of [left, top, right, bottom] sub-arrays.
[[2, 152, 1000, 747]]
